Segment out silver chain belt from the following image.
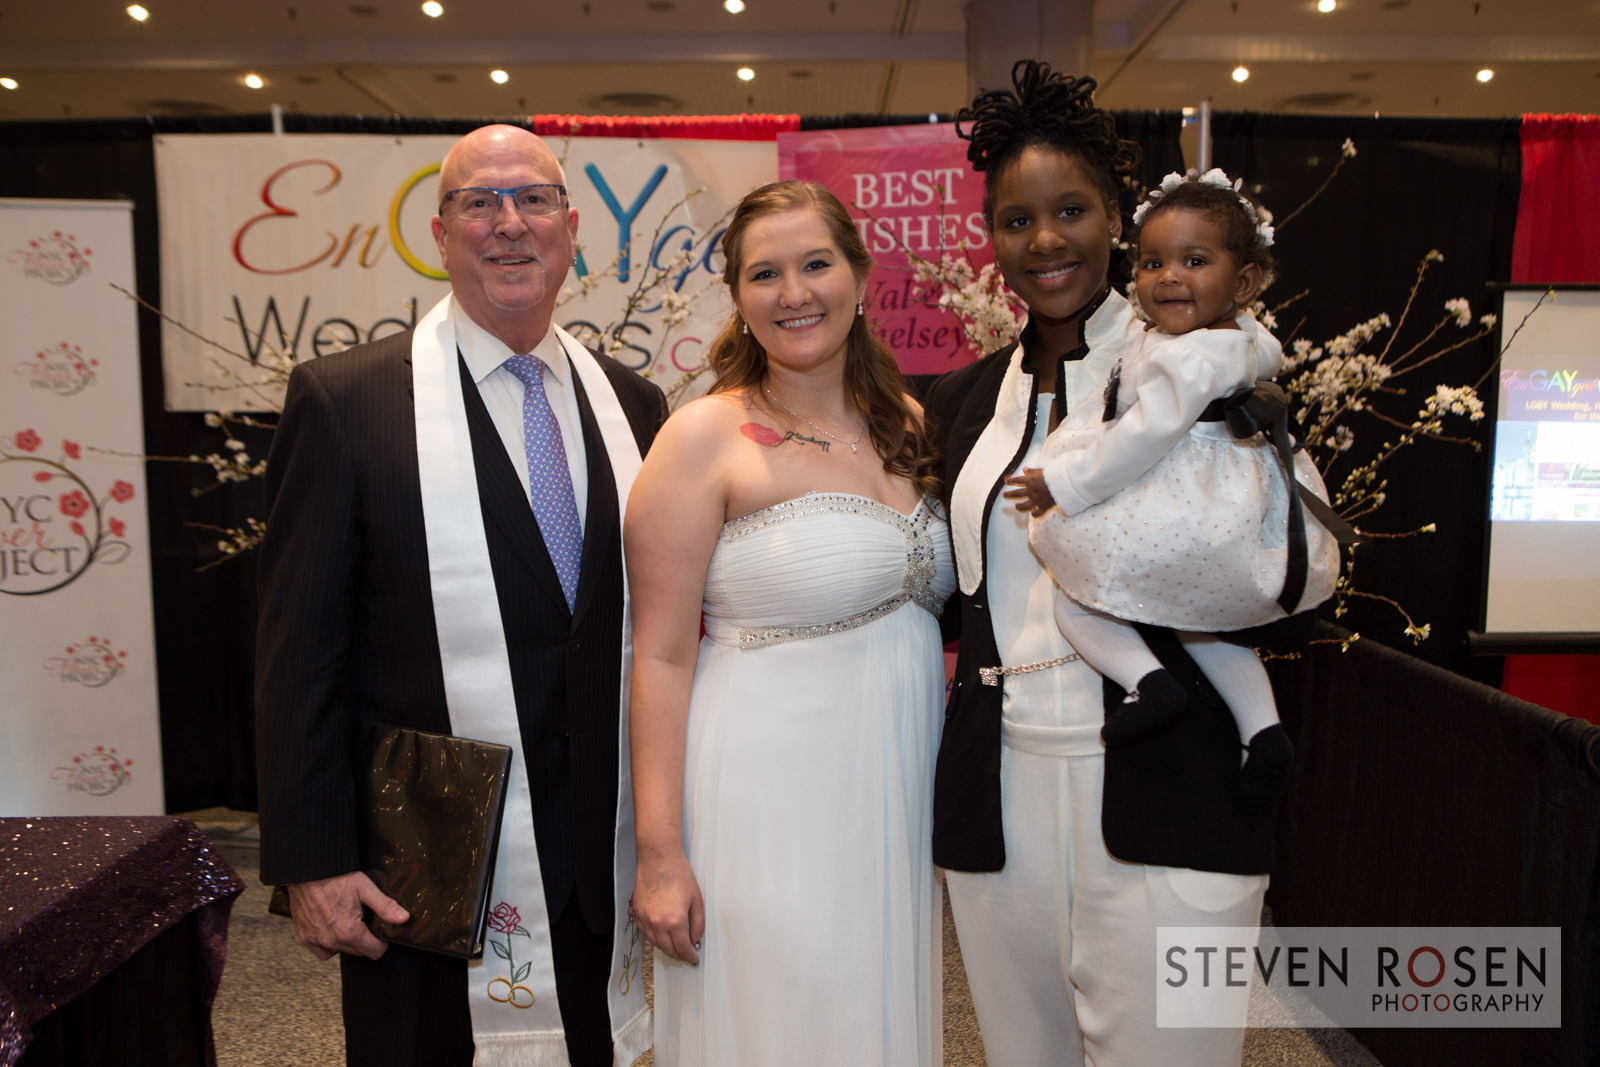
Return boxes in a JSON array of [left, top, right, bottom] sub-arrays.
[[978, 653, 1083, 686]]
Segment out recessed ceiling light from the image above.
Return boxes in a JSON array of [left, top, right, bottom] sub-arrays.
[[724, 0, 746, 11], [736, 66, 756, 82], [490, 69, 510, 84], [1232, 66, 1250, 83], [243, 73, 265, 89], [421, 1, 443, 15], [0, 78, 17, 90], [127, 4, 150, 21], [1317, 0, 1336, 11], [1476, 68, 1495, 83]]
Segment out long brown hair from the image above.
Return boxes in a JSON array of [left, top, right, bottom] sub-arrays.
[[709, 180, 939, 497]]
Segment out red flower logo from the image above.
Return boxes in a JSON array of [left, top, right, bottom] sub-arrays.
[[488, 902, 521, 934], [60, 491, 89, 518], [109, 518, 126, 538], [63, 440, 81, 460], [109, 481, 135, 503], [16, 429, 41, 453]]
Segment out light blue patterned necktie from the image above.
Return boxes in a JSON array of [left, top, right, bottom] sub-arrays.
[[502, 354, 582, 611]]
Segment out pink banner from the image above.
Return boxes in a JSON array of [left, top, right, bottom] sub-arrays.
[[779, 124, 995, 376]]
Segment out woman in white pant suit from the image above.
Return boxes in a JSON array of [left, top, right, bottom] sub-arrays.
[[926, 59, 1276, 1066]]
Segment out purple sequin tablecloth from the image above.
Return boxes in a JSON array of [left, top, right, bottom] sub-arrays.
[[0, 816, 245, 1067]]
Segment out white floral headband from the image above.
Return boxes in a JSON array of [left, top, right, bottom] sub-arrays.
[[1130, 168, 1275, 248]]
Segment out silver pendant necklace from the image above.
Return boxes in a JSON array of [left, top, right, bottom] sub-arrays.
[[763, 387, 863, 455]]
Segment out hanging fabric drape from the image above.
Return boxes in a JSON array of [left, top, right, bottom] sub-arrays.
[[1511, 113, 1600, 284], [527, 114, 799, 140]]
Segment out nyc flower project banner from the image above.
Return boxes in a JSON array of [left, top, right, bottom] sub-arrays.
[[778, 123, 996, 376], [155, 133, 778, 411], [1, 199, 163, 815]]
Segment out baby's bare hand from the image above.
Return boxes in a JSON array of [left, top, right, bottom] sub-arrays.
[[1001, 468, 1055, 516]]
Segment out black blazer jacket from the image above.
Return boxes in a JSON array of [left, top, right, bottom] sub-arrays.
[[254, 328, 668, 931], [925, 311, 1276, 878]]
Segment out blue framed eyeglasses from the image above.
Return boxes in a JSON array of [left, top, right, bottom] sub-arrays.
[[439, 184, 568, 221]]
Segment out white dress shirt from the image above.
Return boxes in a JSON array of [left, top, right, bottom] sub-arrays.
[[450, 296, 588, 530]]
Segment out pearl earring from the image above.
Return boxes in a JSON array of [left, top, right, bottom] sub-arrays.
[[856, 299, 864, 317], [741, 319, 749, 335]]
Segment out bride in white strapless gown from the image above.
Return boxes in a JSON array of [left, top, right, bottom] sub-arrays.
[[654, 492, 955, 1065], [625, 181, 954, 1067]]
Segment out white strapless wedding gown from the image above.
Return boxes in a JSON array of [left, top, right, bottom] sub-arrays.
[[653, 492, 956, 1067]]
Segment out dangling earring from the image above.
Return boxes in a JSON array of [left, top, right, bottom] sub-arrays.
[[741, 319, 749, 335], [856, 298, 864, 317]]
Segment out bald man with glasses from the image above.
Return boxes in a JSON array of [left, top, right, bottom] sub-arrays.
[[256, 124, 667, 1067]]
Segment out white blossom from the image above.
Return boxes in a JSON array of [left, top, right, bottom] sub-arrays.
[[913, 253, 1025, 356], [1341, 138, 1358, 159], [659, 288, 694, 330], [1444, 298, 1472, 327], [1422, 384, 1485, 422]]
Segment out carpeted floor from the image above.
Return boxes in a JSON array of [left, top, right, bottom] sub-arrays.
[[191, 810, 1382, 1067]]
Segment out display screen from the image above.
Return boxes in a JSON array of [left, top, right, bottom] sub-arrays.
[[1484, 288, 1600, 635]]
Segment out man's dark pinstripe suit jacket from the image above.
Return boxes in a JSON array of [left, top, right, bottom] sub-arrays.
[[254, 327, 668, 937]]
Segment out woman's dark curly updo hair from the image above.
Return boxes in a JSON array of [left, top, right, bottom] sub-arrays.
[[956, 58, 1140, 228], [1133, 176, 1276, 290]]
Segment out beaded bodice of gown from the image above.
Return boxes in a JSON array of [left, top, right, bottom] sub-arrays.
[[701, 491, 954, 649]]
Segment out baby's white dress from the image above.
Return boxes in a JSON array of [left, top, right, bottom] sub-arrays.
[[1031, 312, 1339, 632]]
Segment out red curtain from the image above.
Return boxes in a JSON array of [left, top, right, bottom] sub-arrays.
[[1510, 113, 1600, 282], [1503, 113, 1600, 722], [526, 114, 799, 140]]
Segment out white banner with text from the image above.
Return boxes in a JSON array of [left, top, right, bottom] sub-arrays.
[[155, 132, 778, 411], [1, 199, 164, 814]]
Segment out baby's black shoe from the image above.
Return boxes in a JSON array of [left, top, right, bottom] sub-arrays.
[[1235, 723, 1294, 814], [1100, 669, 1187, 748]]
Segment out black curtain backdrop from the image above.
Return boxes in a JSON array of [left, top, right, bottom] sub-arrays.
[[1110, 110, 1189, 288], [2, 111, 1520, 810], [1210, 113, 1522, 681]]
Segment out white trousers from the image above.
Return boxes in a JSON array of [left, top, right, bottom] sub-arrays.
[[945, 720, 1267, 1067]]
